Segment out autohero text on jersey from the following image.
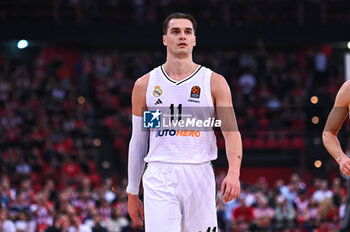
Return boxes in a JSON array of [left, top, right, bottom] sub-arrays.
[[156, 129, 201, 137]]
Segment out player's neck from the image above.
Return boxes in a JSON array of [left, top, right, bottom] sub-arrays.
[[163, 57, 198, 81]]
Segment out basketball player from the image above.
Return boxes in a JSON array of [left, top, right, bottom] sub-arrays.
[[323, 80, 350, 231], [126, 12, 242, 232]]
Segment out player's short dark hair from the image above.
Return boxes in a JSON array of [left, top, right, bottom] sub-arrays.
[[162, 12, 197, 35]]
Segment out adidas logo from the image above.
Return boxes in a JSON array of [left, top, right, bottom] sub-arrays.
[[155, 99, 163, 105]]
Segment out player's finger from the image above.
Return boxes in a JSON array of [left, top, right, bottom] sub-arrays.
[[233, 187, 240, 199], [229, 186, 239, 200], [229, 190, 237, 202], [134, 213, 143, 226], [223, 184, 231, 199], [130, 214, 138, 225], [140, 206, 144, 221], [221, 181, 226, 195], [229, 188, 237, 200], [223, 185, 232, 202], [137, 218, 144, 226], [226, 193, 234, 202]]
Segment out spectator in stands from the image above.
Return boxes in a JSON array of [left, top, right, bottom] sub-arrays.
[[69, 215, 91, 232], [294, 188, 310, 228], [238, 70, 256, 103], [15, 156, 31, 176], [105, 205, 129, 232], [91, 212, 107, 232], [99, 177, 116, 204], [317, 198, 339, 226], [232, 196, 254, 231], [331, 177, 346, 201], [9, 192, 30, 216], [279, 181, 298, 207], [0, 176, 15, 208], [0, 208, 16, 232], [308, 198, 319, 229], [274, 195, 296, 229], [252, 193, 275, 230], [46, 213, 70, 232], [312, 179, 333, 203], [32, 192, 54, 231], [14, 210, 36, 232]]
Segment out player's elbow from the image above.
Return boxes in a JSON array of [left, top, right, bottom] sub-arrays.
[[322, 131, 334, 146]]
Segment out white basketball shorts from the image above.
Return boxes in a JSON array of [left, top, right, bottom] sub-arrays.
[[143, 162, 218, 232]]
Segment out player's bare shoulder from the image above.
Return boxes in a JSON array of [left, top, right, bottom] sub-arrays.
[[133, 73, 150, 93], [210, 72, 232, 107], [132, 73, 150, 116], [210, 72, 227, 88], [335, 80, 350, 109]]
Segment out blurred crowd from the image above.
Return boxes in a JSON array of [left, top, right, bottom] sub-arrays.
[[0, 175, 137, 232], [0, 42, 347, 232], [216, 173, 346, 232], [0, 171, 348, 232], [1, 0, 350, 25]]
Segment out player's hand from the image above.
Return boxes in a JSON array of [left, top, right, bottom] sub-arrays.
[[127, 194, 144, 226], [221, 172, 240, 203], [339, 156, 350, 176]]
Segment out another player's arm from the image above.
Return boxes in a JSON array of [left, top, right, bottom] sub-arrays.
[[211, 72, 242, 202], [323, 81, 350, 175], [126, 73, 150, 226]]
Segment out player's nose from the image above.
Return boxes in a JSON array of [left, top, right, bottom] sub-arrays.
[[179, 31, 186, 39]]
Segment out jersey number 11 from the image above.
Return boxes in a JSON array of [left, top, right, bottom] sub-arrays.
[[169, 104, 182, 121]]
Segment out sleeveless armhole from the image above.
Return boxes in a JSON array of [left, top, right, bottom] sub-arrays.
[[204, 68, 214, 107], [145, 68, 157, 107]]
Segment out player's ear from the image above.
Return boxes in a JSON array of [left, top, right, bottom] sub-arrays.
[[163, 35, 167, 46], [194, 35, 196, 46]]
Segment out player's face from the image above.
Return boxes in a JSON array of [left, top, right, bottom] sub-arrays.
[[163, 18, 196, 57]]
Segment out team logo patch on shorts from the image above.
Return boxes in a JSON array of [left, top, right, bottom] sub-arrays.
[[143, 109, 161, 128], [190, 86, 200, 98], [153, 85, 162, 97]]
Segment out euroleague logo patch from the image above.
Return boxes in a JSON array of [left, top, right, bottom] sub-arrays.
[[153, 85, 162, 97], [190, 86, 200, 98]]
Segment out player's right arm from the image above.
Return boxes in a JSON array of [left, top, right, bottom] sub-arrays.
[[126, 73, 150, 226], [323, 81, 350, 175]]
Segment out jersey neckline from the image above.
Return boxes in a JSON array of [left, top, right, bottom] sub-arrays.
[[160, 65, 202, 86]]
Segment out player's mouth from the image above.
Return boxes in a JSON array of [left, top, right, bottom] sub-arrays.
[[177, 43, 187, 47]]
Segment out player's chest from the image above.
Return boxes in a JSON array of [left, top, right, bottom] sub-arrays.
[[148, 83, 204, 107]]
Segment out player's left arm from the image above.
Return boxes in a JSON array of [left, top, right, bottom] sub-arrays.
[[323, 81, 350, 175], [211, 72, 242, 203]]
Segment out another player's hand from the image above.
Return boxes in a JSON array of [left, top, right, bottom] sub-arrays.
[[127, 194, 144, 226], [221, 172, 240, 203], [338, 156, 350, 176]]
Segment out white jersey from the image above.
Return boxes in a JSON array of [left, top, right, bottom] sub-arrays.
[[144, 65, 218, 164]]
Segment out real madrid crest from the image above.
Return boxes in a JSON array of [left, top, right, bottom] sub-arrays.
[[153, 85, 162, 97]]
